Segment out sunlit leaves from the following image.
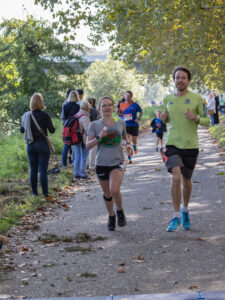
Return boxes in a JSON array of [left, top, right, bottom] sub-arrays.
[[85, 56, 146, 105], [34, 0, 225, 89], [0, 15, 85, 123]]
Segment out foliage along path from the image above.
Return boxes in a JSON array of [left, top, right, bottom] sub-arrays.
[[0, 126, 225, 299]]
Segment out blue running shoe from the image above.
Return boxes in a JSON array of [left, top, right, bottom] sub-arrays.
[[181, 210, 190, 230], [167, 217, 181, 232]]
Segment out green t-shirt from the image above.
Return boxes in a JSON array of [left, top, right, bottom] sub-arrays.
[[163, 91, 209, 149]]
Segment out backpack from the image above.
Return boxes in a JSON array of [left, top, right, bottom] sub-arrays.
[[62, 114, 85, 145]]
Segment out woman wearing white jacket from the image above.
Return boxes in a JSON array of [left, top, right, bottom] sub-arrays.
[[73, 100, 91, 180], [207, 92, 216, 126]]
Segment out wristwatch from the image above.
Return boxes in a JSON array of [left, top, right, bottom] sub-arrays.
[[96, 135, 100, 141]]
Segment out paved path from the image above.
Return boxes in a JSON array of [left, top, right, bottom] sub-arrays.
[[0, 127, 225, 299]]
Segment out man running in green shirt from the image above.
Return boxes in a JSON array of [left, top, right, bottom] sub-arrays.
[[162, 66, 209, 232]]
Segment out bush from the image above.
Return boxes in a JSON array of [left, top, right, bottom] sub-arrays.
[[142, 105, 164, 120], [209, 115, 225, 149]]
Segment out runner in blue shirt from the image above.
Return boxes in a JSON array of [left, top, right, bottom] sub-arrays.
[[119, 91, 143, 163], [150, 110, 167, 152]]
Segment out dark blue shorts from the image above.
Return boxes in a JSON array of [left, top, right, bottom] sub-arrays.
[[126, 126, 139, 137]]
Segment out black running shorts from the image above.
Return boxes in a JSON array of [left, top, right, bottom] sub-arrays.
[[96, 164, 123, 181], [165, 145, 199, 179], [156, 132, 164, 139], [126, 126, 139, 137]]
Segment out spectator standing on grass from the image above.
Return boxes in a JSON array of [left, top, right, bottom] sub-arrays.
[[60, 88, 75, 122], [20, 93, 55, 199], [87, 97, 100, 170], [62, 90, 80, 167], [207, 91, 216, 126], [73, 100, 91, 180], [214, 94, 220, 124], [219, 94, 225, 113], [86, 96, 133, 231], [161, 66, 209, 232], [76, 89, 84, 104]]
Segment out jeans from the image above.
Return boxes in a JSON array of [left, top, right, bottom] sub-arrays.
[[27, 140, 50, 196], [73, 142, 89, 177], [210, 115, 215, 126], [62, 144, 72, 167]]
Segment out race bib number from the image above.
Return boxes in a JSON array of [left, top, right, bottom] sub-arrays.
[[124, 113, 133, 121]]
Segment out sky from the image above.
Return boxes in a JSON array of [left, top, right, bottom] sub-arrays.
[[0, 0, 105, 50]]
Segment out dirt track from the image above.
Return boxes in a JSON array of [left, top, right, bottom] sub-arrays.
[[0, 127, 225, 299]]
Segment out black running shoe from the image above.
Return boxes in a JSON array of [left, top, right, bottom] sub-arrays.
[[116, 209, 127, 227], [108, 214, 116, 231]]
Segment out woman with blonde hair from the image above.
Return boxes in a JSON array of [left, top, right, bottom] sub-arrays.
[[62, 90, 80, 167], [20, 93, 55, 197], [73, 100, 91, 179]]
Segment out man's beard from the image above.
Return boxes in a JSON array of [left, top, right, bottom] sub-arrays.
[[176, 83, 187, 91]]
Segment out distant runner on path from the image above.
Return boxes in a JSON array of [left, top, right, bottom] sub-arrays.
[[162, 66, 209, 232], [118, 91, 142, 163], [86, 97, 133, 231]]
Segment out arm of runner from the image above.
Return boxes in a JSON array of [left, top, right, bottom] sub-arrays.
[[135, 106, 143, 122], [137, 111, 143, 121], [86, 126, 107, 150]]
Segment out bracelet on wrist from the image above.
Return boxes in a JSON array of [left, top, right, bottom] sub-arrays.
[[126, 142, 131, 146]]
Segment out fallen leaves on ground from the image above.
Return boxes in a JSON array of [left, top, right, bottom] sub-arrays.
[[117, 268, 125, 273], [19, 246, 33, 255], [196, 237, 206, 241], [39, 232, 107, 244], [188, 285, 198, 289], [134, 254, 144, 263]]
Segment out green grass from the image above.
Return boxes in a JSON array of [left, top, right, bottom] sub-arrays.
[[0, 196, 46, 234], [0, 134, 28, 179], [0, 118, 75, 234], [209, 115, 225, 149]]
